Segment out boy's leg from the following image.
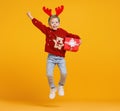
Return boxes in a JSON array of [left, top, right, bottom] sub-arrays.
[[46, 54, 56, 88], [46, 54, 56, 99], [57, 58, 67, 86], [57, 58, 67, 96]]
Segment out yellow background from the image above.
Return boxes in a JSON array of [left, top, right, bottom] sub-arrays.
[[0, 0, 120, 102]]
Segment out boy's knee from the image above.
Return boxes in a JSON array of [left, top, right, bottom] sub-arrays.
[[61, 73, 67, 77]]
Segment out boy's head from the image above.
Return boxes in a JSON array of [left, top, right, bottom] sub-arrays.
[[43, 5, 64, 30], [48, 15, 60, 30]]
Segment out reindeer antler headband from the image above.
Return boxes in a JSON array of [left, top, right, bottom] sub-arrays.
[[43, 5, 64, 17]]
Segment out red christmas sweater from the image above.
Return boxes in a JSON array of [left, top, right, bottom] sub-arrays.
[[32, 18, 80, 57]]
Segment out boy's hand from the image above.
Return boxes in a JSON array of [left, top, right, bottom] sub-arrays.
[[26, 12, 33, 20], [80, 39, 82, 45]]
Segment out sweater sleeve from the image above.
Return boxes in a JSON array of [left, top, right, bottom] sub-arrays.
[[66, 32, 80, 39], [61, 28, 81, 39], [32, 18, 47, 34]]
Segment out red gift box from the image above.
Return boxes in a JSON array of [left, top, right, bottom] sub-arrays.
[[64, 37, 80, 52]]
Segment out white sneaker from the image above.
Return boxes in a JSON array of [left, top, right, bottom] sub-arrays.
[[49, 88, 57, 99], [58, 85, 64, 96]]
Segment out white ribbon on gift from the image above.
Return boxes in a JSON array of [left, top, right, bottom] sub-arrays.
[[64, 38, 80, 47]]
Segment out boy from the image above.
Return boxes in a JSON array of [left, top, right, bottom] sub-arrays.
[[27, 5, 81, 99]]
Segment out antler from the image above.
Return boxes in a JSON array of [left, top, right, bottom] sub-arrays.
[[55, 5, 64, 16], [43, 6, 52, 16]]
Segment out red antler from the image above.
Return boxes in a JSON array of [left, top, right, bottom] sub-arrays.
[[43, 6, 52, 16], [55, 5, 64, 16]]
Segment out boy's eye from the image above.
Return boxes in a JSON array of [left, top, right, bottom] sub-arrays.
[[50, 21, 59, 24]]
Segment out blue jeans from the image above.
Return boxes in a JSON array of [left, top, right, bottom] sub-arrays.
[[46, 54, 67, 88]]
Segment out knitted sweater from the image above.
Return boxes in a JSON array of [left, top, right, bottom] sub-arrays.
[[32, 18, 80, 57]]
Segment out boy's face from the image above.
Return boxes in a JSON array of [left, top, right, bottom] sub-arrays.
[[49, 17, 60, 30]]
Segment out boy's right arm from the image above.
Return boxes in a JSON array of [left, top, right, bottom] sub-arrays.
[[26, 12, 47, 34]]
